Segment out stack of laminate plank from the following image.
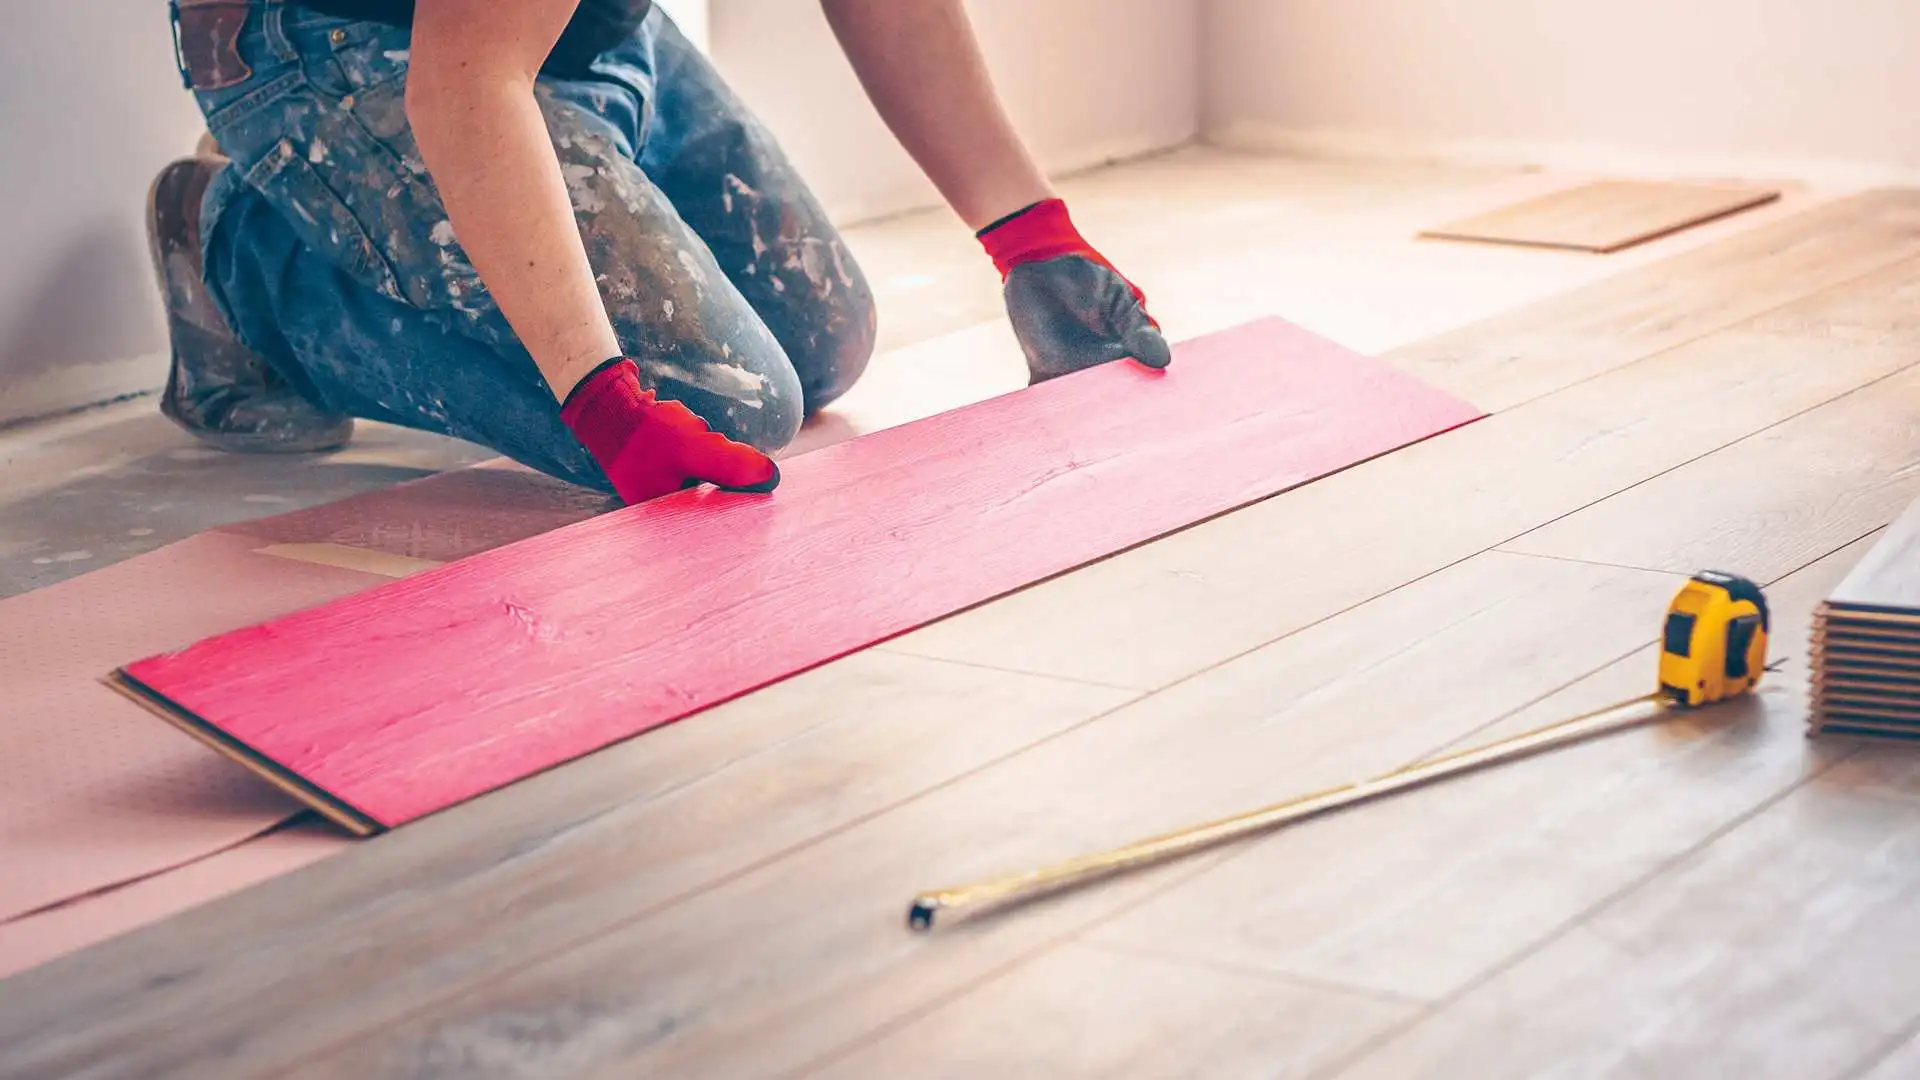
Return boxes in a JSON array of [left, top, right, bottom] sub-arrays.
[[1810, 497, 1920, 738]]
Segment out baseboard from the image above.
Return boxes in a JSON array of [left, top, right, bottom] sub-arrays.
[[0, 351, 167, 429], [1201, 122, 1920, 190]]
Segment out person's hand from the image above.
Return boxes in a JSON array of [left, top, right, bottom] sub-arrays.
[[561, 358, 780, 505], [977, 198, 1172, 384]]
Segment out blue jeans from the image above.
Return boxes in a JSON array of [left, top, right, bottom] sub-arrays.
[[178, 0, 876, 490]]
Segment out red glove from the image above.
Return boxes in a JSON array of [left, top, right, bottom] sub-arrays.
[[977, 198, 1171, 383], [561, 357, 780, 505]]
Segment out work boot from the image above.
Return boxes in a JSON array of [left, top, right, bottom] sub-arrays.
[[146, 156, 354, 453]]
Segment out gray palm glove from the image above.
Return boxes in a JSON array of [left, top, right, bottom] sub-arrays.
[[978, 198, 1172, 385]]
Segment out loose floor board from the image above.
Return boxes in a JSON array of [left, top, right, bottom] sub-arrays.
[[1811, 494, 1920, 736], [1822, 495, 1920, 614], [112, 318, 1484, 833], [1418, 179, 1782, 253]]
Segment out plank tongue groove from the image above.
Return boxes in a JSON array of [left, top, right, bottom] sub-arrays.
[[117, 318, 1484, 829]]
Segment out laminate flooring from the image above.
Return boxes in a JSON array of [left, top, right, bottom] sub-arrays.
[[1418, 179, 1782, 252], [0, 148, 1827, 979], [3, 164, 1918, 1080]]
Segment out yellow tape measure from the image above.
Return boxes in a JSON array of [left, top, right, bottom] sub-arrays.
[[1658, 570, 1769, 707]]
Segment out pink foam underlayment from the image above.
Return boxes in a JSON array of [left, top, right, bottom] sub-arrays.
[[0, 532, 384, 923], [0, 818, 342, 981], [0, 460, 626, 976]]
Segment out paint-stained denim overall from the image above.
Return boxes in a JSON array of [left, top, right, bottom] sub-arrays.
[[171, 0, 876, 490]]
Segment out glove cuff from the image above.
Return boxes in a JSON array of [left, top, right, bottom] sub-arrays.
[[976, 198, 1098, 278], [977, 198, 1155, 325], [560, 356, 654, 467]]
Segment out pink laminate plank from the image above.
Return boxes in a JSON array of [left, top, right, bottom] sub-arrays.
[[121, 319, 1486, 829]]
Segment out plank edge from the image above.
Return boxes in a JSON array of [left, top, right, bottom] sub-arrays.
[[102, 670, 384, 837]]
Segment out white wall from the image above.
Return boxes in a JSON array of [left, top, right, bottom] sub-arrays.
[[0, 8, 207, 425], [711, 0, 1202, 224], [1202, 0, 1920, 185], [654, 0, 709, 52]]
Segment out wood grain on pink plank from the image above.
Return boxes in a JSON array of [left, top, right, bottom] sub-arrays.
[[121, 318, 1485, 829]]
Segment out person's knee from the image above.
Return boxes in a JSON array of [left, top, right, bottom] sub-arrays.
[[790, 271, 878, 416], [625, 321, 806, 454]]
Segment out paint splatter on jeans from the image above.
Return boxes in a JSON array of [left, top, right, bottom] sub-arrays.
[[185, 1, 876, 491]]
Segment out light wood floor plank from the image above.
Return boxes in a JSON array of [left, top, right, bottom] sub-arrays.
[[884, 247, 1920, 689], [284, 556, 1687, 1078], [1325, 749, 1920, 1080], [826, 941, 1413, 1080], [0, 654, 1132, 1079], [1502, 262, 1920, 577], [1087, 534, 1871, 1009]]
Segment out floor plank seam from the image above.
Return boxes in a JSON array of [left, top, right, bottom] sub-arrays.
[[863, 646, 1150, 692], [1772, 522, 1898, 591], [1076, 938, 1432, 1007], [1305, 743, 1864, 1080], [786, 931, 1433, 1079], [1486, 547, 1687, 577]]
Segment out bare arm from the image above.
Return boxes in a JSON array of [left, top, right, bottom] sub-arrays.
[[407, 0, 617, 399], [819, 0, 1053, 231]]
